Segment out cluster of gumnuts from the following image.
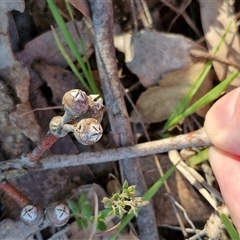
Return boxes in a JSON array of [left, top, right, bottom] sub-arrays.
[[19, 89, 104, 227], [50, 89, 104, 145]]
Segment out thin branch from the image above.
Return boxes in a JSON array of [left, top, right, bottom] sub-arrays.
[[130, 0, 138, 32], [122, 83, 171, 192], [139, 0, 153, 28], [161, 0, 201, 37], [135, 0, 151, 29], [0, 180, 31, 208], [89, 1, 158, 239], [165, 193, 189, 238], [1, 128, 211, 179], [20, 106, 63, 117], [167, 0, 191, 33], [190, 48, 240, 69], [166, 193, 201, 239]]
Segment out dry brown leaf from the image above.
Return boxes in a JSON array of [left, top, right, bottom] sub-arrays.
[[0, 81, 30, 158], [16, 19, 93, 68], [2, 61, 42, 143], [0, 1, 24, 69], [16, 19, 94, 91], [199, 0, 240, 85], [131, 62, 213, 124], [10, 103, 42, 142], [114, 30, 200, 87], [30, 0, 51, 31], [68, 0, 91, 19], [32, 60, 84, 105], [0, 1, 41, 149]]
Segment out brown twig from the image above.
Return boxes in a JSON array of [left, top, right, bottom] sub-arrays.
[[1, 128, 210, 178], [89, 1, 158, 239], [27, 131, 59, 162], [135, 0, 153, 29], [161, 0, 201, 37], [190, 49, 240, 69], [122, 83, 171, 193], [167, 0, 191, 34], [0, 180, 31, 208], [130, 0, 138, 32], [20, 106, 63, 117]]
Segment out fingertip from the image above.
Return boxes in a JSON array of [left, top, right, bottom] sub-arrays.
[[204, 88, 240, 142], [204, 88, 240, 155], [208, 147, 240, 231]]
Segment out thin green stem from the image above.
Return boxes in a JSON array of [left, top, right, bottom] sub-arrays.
[[51, 27, 91, 92], [47, 0, 100, 94]]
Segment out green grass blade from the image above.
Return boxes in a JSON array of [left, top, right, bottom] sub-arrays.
[[143, 163, 177, 200], [166, 70, 240, 128], [63, 0, 100, 95], [187, 148, 209, 166], [78, 37, 100, 95], [51, 27, 91, 93], [47, 0, 89, 79], [110, 163, 177, 240], [64, 0, 74, 20], [220, 213, 239, 240], [47, 0, 100, 94], [213, 18, 234, 55], [164, 61, 212, 130], [163, 18, 234, 132]]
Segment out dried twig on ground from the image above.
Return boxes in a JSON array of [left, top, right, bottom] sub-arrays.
[[89, 1, 158, 239], [1, 128, 210, 178]]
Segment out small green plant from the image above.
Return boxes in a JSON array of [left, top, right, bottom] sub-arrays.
[[67, 180, 149, 233], [66, 163, 176, 239], [102, 180, 149, 218], [67, 192, 110, 232], [67, 193, 93, 229]]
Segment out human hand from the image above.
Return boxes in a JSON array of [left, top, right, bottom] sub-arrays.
[[204, 87, 240, 232]]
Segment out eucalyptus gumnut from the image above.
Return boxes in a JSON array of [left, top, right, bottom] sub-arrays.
[[45, 202, 70, 227], [62, 89, 89, 123], [20, 204, 44, 226], [87, 95, 104, 122], [49, 116, 71, 137], [74, 118, 103, 145]]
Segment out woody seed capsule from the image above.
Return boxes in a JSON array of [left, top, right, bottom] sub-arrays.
[[20, 204, 44, 226], [46, 202, 70, 226], [74, 118, 103, 145], [62, 89, 89, 124]]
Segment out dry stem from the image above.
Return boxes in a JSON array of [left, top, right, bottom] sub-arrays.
[[89, 1, 158, 239], [0, 128, 210, 178], [0, 180, 31, 208]]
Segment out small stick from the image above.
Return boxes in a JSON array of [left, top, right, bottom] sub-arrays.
[[190, 49, 240, 69], [90, 0, 158, 238], [0, 128, 211, 179], [27, 131, 59, 162], [0, 180, 31, 207], [20, 106, 63, 117]]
